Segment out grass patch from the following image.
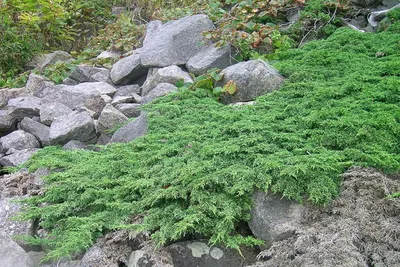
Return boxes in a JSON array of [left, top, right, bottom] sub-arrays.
[[19, 28, 400, 260]]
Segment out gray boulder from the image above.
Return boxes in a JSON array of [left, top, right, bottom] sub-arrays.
[[0, 110, 17, 135], [140, 14, 215, 67], [141, 83, 178, 104], [249, 190, 305, 248], [116, 84, 141, 95], [69, 64, 104, 83], [63, 140, 88, 150], [90, 69, 112, 84], [49, 112, 97, 145], [26, 51, 71, 71], [0, 87, 27, 108], [62, 77, 79, 86], [40, 102, 74, 126], [97, 51, 120, 60], [0, 130, 40, 153], [0, 149, 39, 167], [110, 51, 148, 85], [111, 112, 148, 143], [97, 104, 129, 135], [115, 104, 141, 118], [7, 96, 42, 119], [186, 45, 237, 75], [20, 117, 50, 146], [219, 60, 284, 104], [25, 73, 54, 96], [0, 232, 33, 267], [141, 65, 192, 96], [112, 85, 142, 105], [39, 83, 110, 118]]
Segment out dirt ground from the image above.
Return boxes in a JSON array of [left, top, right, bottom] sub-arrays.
[[249, 167, 400, 267]]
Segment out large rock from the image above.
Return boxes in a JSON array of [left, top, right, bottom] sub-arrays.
[[249, 190, 305, 248], [7, 96, 42, 119], [49, 112, 97, 145], [140, 15, 215, 67], [0, 130, 40, 153], [20, 117, 50, 146], [0, 87, 27, 108], [186, 45, 237, 75], [39, 83, 112, 118], [0, 110, 17, 135], [26, 51, 72, 71], [141, 65, 192, 96], [110, 51, 148, 85], [40, 102, 74, 126], [25, 73, 54, 96], [0, 149, 39, 167], [141, 83, 178, 104], [111, 112, 148, 143], [0, 232, 33, 267], [115, 104, 141, 118], [97, 104, 129, 135], [219, 60, 284, 104], [69, 64, 104, 83], [63, 140, 88, 150]]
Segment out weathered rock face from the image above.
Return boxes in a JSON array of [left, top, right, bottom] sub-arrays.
[[26, 51, 72, 71], [249, 190, 305, 248], [141, 65, 192, 96], [0, 130, 40, 153], [110, 51, 148, 85], [141, 83, 178, 104], [97, 104, 129, 135], [115, 104, 141, 118], [111, 112, 148, 143], [25, 73, 54, 96], [0, 110, 17, 135], [69, 64, 109, 83], [0, 87, 28, 108], [49, 112, 97, 145], [20, 117, 50, 146], [140, 14, 215, 67], [186, 45, 237, 75], [219, 60, 284, 104], [39, 102, 74, 126], [7, 97, 42, 119], [0, 149, 39, 167], [0, 232, 33, 267], [62, 140, 88, 150]]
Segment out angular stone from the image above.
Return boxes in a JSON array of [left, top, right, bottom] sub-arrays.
[[0, 197, 32, 241], [27, 51, 72, 71], [97, 134, 111, 145], [111, 95, 138, 105], [20, 117, 50, 146], [141, 83, 177, 104], [63, 140, 88, 150], [0, 87, 27, 108], [0, 232, 33, 267], [111, 112, 148, 143], [97, 104, 129, 135], [141, 65, 192, 96], [218, 60, 284, 104], [69, 64, 104, 83], [62, 78, 79, 86], [0, 130, 40, 153], [140, 14, 215, 67], [115, 104, 141, 118], [97, 51, 120, 60], [186, 45, 237, 75], [0, 149, 39, 167], [40, 102, 74, 126], [0, 110, 17, 135], [7, 97, 42, 119], [116, 84, 141, 95], [49, 112, 97, 145], [90, 69, 112, 84], [249, 190, 305, 248], [25, 73, 54, 96], [110, 51, 148, 85]]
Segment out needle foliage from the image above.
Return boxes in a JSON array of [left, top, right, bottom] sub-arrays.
[[19, 28, 400, 261]]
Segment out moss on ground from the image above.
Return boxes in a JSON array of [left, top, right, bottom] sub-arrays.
[[19, 28, 400, 260]]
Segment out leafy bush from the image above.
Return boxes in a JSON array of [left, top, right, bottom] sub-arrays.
[[18, 28, 400, 261]]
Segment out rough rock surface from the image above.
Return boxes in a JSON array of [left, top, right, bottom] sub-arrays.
[[140, 14, 215, 67], [186, 45, 237, 75], [25, 73, 54, 96], [40, 102, 73, 126], [249, 167, 400, 267], [69, 64, 105, 83], [26, 51, 71, 71], [0, 87, 28, 108], [141, 83, 178, 104], [115, 104, 141, 118], [62, 140, 88, 150], [111, 112, 148, 143], [0, 232, 33, 267], [110, 51, 148, 85], [97, 104, 129, 135], [141, 65, 192, 96], [20, 117, 50, 146], [0, 110, 17, 135], [249, 190, 305, 248], [219, 60, 284, 104], [0, 130, 40, 153], [7, 97, 42, 119], [49, 112, 97, 145], [0, 149, 39, 167]]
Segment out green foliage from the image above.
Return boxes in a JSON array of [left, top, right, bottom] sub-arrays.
[[17, 28, 400, 260]]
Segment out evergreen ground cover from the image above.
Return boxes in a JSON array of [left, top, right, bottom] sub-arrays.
[[18, 28, 400, 260]]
